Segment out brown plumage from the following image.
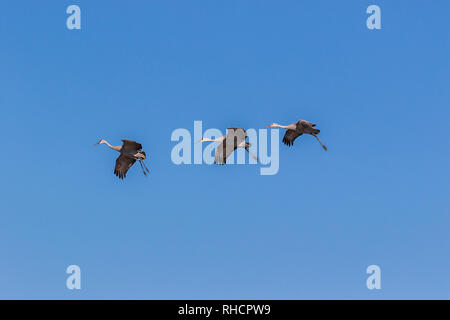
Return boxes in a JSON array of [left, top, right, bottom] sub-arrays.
[[114, 154, 136, 179], [95, 139, 150, 179], [265, 120, 327, 150]]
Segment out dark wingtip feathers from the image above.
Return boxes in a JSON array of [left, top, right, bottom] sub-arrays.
[[282, 137, 294, 147], [114, 169, 126, 179]]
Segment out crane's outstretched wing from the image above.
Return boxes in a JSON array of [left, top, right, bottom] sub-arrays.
[[214, 141, 228, 165], [214, 128, 246, 164], [114, 154, 136, 179], [282, 130, 302, 146], [121, 139, 143, 153]]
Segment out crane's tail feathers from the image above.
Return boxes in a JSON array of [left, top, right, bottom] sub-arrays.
[[313, 129, 320, 134]]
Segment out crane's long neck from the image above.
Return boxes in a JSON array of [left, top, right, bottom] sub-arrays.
[[272, 123, 291, 129], [103, 140, 121, 152], [200, 137, 222, 143]]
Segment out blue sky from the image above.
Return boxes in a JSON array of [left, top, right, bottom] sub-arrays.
[[0, 0, 448, 299]]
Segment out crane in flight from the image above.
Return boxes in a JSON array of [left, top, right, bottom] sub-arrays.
[[198, 127, 258, 164], [265, 120, 327, 151], [95, 139, 150, 179]]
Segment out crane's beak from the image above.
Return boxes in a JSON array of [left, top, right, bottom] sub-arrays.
[[264, 125, 272, 128]]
